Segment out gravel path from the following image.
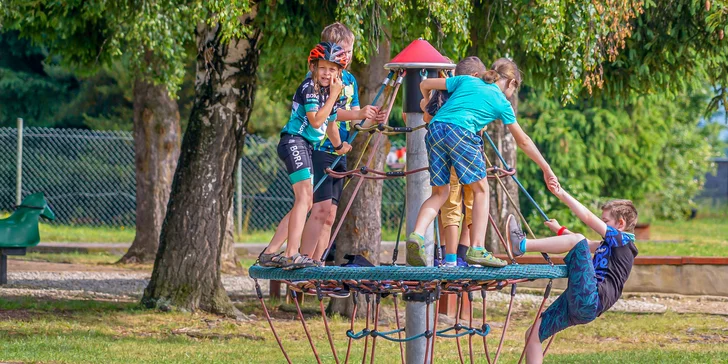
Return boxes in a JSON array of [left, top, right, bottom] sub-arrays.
[[2, 271, 267, 301]]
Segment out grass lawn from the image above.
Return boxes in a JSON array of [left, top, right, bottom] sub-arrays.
[[1, 296, 727, 363]]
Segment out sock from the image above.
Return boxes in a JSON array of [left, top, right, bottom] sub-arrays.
[[520, 239, 527, 254], [444, 261, 457, 267], [445, 254, 457, 264], [457, 244, 469, 259], [472, 246, 484, 251], [440, 245, 446, 260]]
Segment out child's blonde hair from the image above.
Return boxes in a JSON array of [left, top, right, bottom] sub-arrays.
[[602, 200, 639, 233], [482, 58, 522, 111], [321, 22, 355, 45]]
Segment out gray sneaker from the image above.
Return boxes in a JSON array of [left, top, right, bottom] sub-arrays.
[[506, 214, 526, 257]]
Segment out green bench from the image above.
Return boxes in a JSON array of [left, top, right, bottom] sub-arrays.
[[0, 192, 55, 285]]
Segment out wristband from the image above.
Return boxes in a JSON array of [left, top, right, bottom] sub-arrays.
[[334, 143, 344, 151], [557, 226, 567, 236]]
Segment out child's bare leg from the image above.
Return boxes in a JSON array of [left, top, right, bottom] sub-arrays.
[[407, 185, 450, 266], [444, 225, 459, 255], [459, 224, 471, 247], [468, 178, 489, 248], [525, 317, 544, 364], [300, 200, 332, 257], [413, 185, 450, 235], [264, 213, 289, 254], [284, 180, 314, 257], [312, 204, 338, 261], [521, 234, 586, 255]]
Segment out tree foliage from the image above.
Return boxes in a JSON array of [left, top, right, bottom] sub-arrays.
[[517, 89, 723, 232]]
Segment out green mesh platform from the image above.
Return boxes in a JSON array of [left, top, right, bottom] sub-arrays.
[[249, 264, 567, 281]]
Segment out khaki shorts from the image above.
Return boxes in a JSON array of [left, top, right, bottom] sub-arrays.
[[440, 167, 473, 228]]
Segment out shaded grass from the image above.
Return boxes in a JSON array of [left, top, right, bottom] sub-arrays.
[[1, 296, 727, 363]]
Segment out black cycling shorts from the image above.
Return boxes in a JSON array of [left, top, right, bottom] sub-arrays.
[[277, 134, 313, 184], [312, 150, 347, 205]]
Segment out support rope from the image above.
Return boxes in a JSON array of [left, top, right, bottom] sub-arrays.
[[344, 292, 359, 364], [518, 280, 553, 364], [291, 290, 322, 364], [317, 284, 340, 364], [493, 284, 517, 364], [393, 293, 406, 363], [369, 294, 382, 364], [255, 280, 292, 364], [481, 288, 492, 364]]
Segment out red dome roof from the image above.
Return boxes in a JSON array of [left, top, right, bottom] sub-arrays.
[[389, 39, 452, 64]]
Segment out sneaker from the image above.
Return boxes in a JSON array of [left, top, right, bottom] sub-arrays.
[[281, 253, 318, 270], [464, 247, 508, 268], [434, 257, 442, 267], [506, 214, 526, 257], [258, 252, 285, 268], [456, 257, 469, 267], [406, 232, 427, 267]]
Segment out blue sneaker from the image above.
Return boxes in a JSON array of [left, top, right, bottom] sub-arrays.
[[434, 257, 442, 267], [456, 257, 469, 267]]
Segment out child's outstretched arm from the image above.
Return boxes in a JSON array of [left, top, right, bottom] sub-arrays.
[[506, 122, 558, 187], [550, 182, 608, 237]]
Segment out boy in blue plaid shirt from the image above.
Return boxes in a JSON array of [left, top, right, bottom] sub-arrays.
[[407, 57, 558, 268]]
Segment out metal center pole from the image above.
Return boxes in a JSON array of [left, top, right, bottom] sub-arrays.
[[404, 76, 435, 362]]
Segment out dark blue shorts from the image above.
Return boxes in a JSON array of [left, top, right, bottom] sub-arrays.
[[538, 239, 600, 342], [425, 122, 486, 186]]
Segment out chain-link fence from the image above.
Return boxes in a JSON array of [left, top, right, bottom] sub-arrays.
[[1, 126, 136, 226], [1, 126, 406, 232]]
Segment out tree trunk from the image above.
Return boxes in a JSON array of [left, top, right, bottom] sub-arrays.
[[142, 10, 261, 316], [328, 39, 391, 318], [119, 79, 181, 264], [221, 204, 241, 273], [485, 123, 519, 254]]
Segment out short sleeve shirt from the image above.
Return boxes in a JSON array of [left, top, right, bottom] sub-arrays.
[[431, 75, 516, 134], [316, 70, 359, 153], [280, 78, 339, 144], [593, 226, 639, 314]]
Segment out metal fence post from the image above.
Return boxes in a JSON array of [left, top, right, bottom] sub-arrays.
[[237, 157, 243, 236], [16, 118, 23, 205]]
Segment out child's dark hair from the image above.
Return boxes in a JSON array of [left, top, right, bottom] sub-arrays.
[[454, 56, 486, 76], [602, 200, 639, 232], [481, 58, 522, 111]]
